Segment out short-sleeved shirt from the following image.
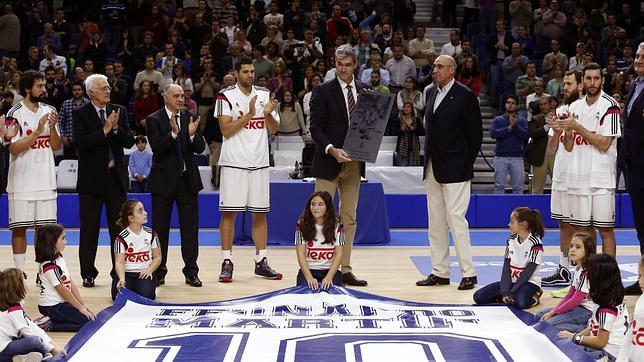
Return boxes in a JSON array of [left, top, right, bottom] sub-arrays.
[[114, 226, 160, 273], [566, 92, 621, 193], [37, 256, 72, 307], [5, 101, 58, 200], [295, 222, 345, 270], [215, 84, 280, 170], [504, 233, 543, 286], [587, 303, 629, 358]]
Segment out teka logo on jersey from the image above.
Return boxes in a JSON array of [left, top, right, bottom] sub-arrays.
[[125, 251, 151, 263], [245, 117, 265, 129], [30, 136, 51, 149], [571, 130, 596, 146]]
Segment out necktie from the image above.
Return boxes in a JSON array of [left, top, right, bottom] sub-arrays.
[[627, 81, 640, 116], [100, 109, 115, 167], [346, 84, 356, 117], [175, 114, 185, 174]]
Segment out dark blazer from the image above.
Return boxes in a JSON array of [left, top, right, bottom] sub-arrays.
[[309, 77, 368, 181], [146, 108, 206, 197], [526, 113, 548, 167], [487, 32, 514, 64], [423, 81, 483, 184], [618, 81, 644, 179], [73, 102, 135, 195]]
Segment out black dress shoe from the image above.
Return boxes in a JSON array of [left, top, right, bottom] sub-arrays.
[[624, 281, 643, 296], [416, 274, 450, 286], [82, 277, 95, 288], [458, 276, 478, 290], [341, 272, 368, 286], [157, 277, 165, 287], [185, 275, 203, 287]]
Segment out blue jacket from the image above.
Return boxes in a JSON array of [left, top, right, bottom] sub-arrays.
[[490, 113, 529, 157]]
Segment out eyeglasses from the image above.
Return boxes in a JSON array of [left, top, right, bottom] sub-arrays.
[[97, 86, 112, 92]]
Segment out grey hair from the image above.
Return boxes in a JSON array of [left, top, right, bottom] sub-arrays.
[[436, 55, 457, 68], [84, 73, 107, 94], [164, 83, 182, 93], [639, 42, 644, 51], [335, 44, 358, 64]]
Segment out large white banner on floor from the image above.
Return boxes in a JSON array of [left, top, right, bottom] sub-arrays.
[[60, 287, 591, 361]]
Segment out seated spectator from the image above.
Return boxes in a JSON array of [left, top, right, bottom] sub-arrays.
[[396, 76, 424, 117], [265, 42, 284, 66], [128, 136, 152, 193], [396, 102, 423, 166], [133, 80, 159, 135], [267, 61, 293, 102], [360, 54, 390, 87], [277, 90, 306, 135], [233, 29, 252, 57], [183, 87, 197, 113], [456, 56, 482, 97], [39, 43, 67, 77], [490, 95, 528, 194], [369, 70, 390, 94]]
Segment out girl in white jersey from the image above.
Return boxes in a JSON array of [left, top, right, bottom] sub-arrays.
[[295, 191, 345, 290], [112, 199, 161, 301], [618, 256, 644, 362], [0, 268, 64, 361], [533, 233, 596, 332], [473, 207, 545, 309], [35, 225, 96, 332], [558, 254, 629, 361]]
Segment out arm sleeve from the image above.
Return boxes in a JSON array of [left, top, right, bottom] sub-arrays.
[[500, 257, 512, 297], [490, 116, 510, 139], [509, 262, 538, 293], [552, 287, 588, 314]]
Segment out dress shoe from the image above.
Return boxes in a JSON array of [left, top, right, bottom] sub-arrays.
[[185, 275, 203, 287], [157, 277, 165, 286], [341, 272, 368, 286], [82, 277, 95, 288], [416, 274, 450, 286], [624, 281, 643, 296], [458, 276, 478, 290]]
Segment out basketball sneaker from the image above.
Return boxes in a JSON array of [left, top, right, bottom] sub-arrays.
[[541, 266, 572, 287], [32, 315, 51, 331], [551, 286, 570, 298], [218, 259, 234, 283], [530, 288, 544, 308], [12, 352, 43, 362], [254, 258, 283, 280]]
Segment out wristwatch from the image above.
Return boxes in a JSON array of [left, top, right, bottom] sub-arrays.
[[573, 333, 583, 345]]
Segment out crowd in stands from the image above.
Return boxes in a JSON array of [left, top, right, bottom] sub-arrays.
[[0, 0, 641, 186]]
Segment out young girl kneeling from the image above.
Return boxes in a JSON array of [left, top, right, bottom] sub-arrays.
[[295, 191, 344, 290], [35, 225, 96, 332], [473, 207, 544, 309], [112, 200, 161, 301]]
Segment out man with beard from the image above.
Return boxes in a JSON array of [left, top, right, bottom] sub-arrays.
[[551, 64, 620, 258], [43, 66, 66, 109], [541, 70, 582, 291], [5, 70, 62, 273], [369, 70, 390, 93]]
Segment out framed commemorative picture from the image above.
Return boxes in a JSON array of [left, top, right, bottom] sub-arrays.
[[342, 92, 395, 163]]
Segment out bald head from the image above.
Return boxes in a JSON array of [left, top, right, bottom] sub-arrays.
[[164, 84, 185, 113]]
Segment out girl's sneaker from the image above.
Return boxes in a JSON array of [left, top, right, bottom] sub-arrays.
[[12, 352, 43, 362], [551, 286, 570, 298]]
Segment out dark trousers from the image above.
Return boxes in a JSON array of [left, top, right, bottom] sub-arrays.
[[473, 281, 542, 309], [111, 272, 157, 301], [39, 302, 90, 332], [130, 179, 147, 193], [78, 171, 125, 279], [296, 269, 342, 286], [152, 174, 199, 279], [625, 169, 644, 255], [0, 336, 47, 362], [62, 142, 77, 159]]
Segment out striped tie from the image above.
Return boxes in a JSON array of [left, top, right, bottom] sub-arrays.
[[346, 84, 356, 116]]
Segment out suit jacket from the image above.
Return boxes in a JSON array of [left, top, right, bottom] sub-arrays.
[[73, 102, 135, 195], [146, 108, 205, 197], [526, 113, 548, 166], [423, 81, 483, 183], [309, 77, 368, 181], [618, 81, 644, 179], [487, 32, 514, 64]]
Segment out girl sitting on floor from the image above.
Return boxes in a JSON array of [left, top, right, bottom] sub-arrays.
[[473, 207, 544, 309], [295, 191, 344, 290], [558, 254, 629, 361], [532, 233, 596, 332]]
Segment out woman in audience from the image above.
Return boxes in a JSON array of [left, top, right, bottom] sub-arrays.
[[396, 101, 423, 166], [267, 61, 293, 102], [303, 74, 323, 126], [456, 56, 482, 97], [277, 90, 306, 136], [172, 63, 193, 93], [547, 64, 564, 100], [396, 76, 424, 117], [133, 80, 158, 135]]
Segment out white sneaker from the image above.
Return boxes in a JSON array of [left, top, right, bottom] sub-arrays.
[[12, 352, 44, 362]]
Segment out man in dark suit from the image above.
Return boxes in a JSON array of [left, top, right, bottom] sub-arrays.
[[527, 95, 556, 194], [146, 84, 205, 287], [73, 74, 135, 287], [416, 55, 483, 291], [620, 42, 644, 295], [310, 44, 368, 287]]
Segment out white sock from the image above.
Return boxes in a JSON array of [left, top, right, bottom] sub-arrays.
[[559, 253, 569, 269], [13, 254, 26, 271], [255, 249, 267, 262], [222, 250, 233, 261]]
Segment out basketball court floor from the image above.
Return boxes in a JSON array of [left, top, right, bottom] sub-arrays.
[[1, 228, 640, 348]]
